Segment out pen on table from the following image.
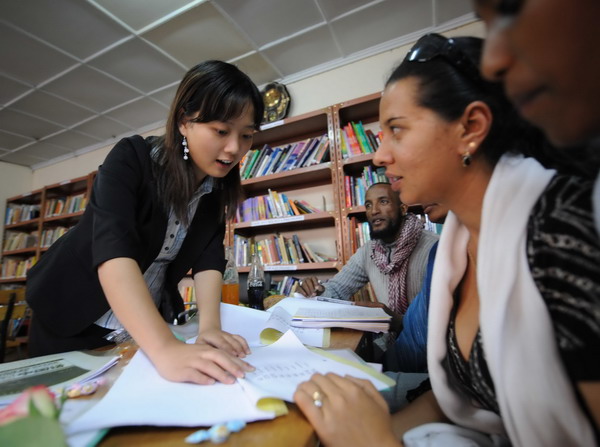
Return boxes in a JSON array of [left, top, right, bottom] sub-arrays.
[[315, 296, 355, 305]]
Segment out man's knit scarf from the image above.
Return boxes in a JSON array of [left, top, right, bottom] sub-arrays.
[[370, 213, 424, 315]]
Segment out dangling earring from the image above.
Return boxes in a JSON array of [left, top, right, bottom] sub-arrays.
[[182, 136, 189, 161], [462, 142, 476, 167]]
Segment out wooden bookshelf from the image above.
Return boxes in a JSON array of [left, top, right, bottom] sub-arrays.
[[332, 92, 383, 263], [1, 173, 96, 285]]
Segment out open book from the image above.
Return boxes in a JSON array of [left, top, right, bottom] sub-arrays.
[[0, 351, 120, 406], [66, 330, 394, 436]]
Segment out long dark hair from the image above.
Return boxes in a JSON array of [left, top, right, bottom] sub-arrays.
[[387, 35, 594, 177], [154, 60, 264, 223]]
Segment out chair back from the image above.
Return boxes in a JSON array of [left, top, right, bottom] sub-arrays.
[[0, 288, 27, 363]]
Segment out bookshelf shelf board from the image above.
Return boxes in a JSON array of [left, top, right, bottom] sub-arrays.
[[6, 189, 44, 204], [234, 211, 335, 232], [5, 219, 41, 230], [342, 153, 375, 167], [238, 261, 340, 273], [42, 211, 85, 223], [45, 176, 89, 196], [346, 205, 366, 216], [336, 92, 381, 124], [2, 247, 37, 256], [255, 110, 329, 147], [0, 277, 27, 284], [241, 162, 332, 194]]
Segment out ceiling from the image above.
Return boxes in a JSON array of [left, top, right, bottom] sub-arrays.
[[0, 0, 475, 169]]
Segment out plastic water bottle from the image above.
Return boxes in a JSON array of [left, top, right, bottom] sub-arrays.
[[247, 247, 265, 310]]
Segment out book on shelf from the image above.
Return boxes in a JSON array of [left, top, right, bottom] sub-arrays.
[[240, 135, 329, 179], [178, 284, 195, 307], [0, 256, 37, 279], [4, 204, 40, 225], [272, 144, 293, 173], [310, 138, 330, 165], [291, 234, 306, 263], [237, 191, 323, 223], [41, 226, 71, 247], [233, 233, 334, 267], [2, 231, 38, 252], [344, 123, 361, 156], [281, 139, 308, 172], [291, 305, 390, 332]]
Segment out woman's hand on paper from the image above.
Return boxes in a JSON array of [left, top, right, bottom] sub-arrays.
[[294, 373, 400, 447], [153, 339, 254, 385], [196, 328, 251, 358], [296, 276, 325, 297]]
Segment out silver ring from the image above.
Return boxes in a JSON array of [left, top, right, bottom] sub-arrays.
[[312, 391, 323, 408], [299, 280, 303, 286]]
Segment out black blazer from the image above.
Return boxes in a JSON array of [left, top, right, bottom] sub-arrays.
[[26, 136, 226, 337]]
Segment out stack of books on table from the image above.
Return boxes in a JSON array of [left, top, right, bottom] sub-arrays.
[[290, 304, 391, 332]]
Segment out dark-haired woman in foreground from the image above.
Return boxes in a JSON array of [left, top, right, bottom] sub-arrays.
[[27, 61, 264, 385], [294, 35, 599, 446]]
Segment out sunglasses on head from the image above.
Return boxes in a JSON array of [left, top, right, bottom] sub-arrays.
[[404, 33, 483, 85]]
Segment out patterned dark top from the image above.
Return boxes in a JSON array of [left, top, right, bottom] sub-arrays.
[[443, 174, 600, 425]]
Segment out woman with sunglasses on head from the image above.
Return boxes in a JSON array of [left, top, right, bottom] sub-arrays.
[[26, 61, 262, 385], [294, 34, 599, 447]]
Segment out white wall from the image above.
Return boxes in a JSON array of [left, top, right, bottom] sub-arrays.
[[22, 20, 483, 190], [0, 161, 33, 245]]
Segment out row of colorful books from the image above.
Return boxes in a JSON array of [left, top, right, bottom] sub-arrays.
[[178, 286, 196, 307], [0, 256, 36, 279], [2, 231, 38, 252], [233, 233, 336, 267], [240, 134, 330, 180], [339, 121, 382, 159], [43, 193, 87, 218], [4, 204, 40, 225], [344, 166, 389, 207], [41, 226, 71, 248], [235, 190, 322, 223], [272, 276, 301, 297], [348, 217, 372, 253]]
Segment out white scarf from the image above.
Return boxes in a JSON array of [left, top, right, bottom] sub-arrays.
[[427, 155, 596, 446]]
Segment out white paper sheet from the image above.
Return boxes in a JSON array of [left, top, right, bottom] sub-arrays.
[[65, 349, 275, 436], [240, 330, 390, 401], [261, 307, 328, 347], [182, 303, 328, 348]]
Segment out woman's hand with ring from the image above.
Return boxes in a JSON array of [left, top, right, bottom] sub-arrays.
[[294, 373, 399, 447]]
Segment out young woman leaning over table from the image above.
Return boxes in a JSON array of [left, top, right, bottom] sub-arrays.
[[26, 60, 264, 385]]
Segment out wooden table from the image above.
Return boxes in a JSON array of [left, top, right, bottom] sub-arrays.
[[97, 329, 365, 447]]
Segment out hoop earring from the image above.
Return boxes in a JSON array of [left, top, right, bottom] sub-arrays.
[[182, 136, 189, 161]]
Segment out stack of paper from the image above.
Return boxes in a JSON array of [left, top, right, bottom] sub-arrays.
[[66, 330, 394, 437], [291, 306, 391, 332]]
